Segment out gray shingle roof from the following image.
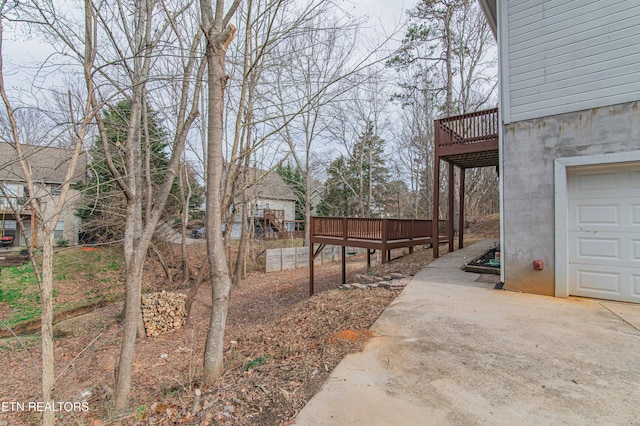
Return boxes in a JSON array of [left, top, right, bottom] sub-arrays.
[[0, 143, 86, 184], [246, 168, 297, 201]]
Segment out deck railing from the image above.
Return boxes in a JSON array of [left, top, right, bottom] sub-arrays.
[[436, 107, 498, 150], [0, 196, 30, 213], [311, 217, 434, 242]]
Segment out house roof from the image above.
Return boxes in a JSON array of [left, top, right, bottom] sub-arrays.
[[0, 143, 87, 184], [478, 0, 497, 39], [246, 168, 297, 201]]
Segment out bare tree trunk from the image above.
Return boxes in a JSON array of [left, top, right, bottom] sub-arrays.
[[0, 8, 89, 425], [200, 0, 238, 382], [40, 233, 55, 425], [179, 163, 192, 286], [114, 248, 145, 409]]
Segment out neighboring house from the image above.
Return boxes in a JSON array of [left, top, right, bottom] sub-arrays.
[[0, 143, 86, 247], [476, 0, 640, 303], [227, 168, 298, 239]]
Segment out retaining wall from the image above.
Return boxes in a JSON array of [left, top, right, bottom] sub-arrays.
[[265, 245, 367, 273]]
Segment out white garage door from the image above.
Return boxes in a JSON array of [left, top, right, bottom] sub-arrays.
[[567, 162, 640, 303]]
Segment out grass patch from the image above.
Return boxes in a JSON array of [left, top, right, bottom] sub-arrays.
[[0, 263, 42, 327], [0, 247, 124, 329], [244, 354, 271, 371]]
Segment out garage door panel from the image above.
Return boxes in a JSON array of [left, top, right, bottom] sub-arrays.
[[576, 204, 619, 225], [633, 205, 640, 224], [567, 162, 640, 303], [569, 202, 639, 231], [575, 171, 617, 191], [634, 240, 640, 261], [575, 238, 619, 260], [569, 265, 640, 302], [572, 268, 620, 294]]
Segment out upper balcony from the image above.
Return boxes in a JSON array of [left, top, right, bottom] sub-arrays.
[[434, 107, 499, 168], [0, 196, 32, 215]]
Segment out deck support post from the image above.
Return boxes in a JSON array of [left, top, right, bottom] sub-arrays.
[[381, 219, 389, 264], [309, 241, 314, 296], [341, 245, 346, 284], [309, 242, 326, 296], [433, 154, 440, 259], [448, 162, 455, 253], [459, 168, 466, 249]]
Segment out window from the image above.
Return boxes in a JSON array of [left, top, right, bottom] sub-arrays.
[[49, 184, 62, 196], [1, 183, 20, 208], [54, 221, 64, 240]]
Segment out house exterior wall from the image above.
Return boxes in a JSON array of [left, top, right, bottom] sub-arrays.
[[502, 100, 640, 295], [228, 197, 296, 240], [499, 0, 640, 124], [0, 182, 82, 247], [257, 198, 296, 222]]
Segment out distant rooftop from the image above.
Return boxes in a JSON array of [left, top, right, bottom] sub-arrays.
[[0, 143, 86, 184]]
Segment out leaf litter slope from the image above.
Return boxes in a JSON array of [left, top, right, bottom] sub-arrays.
[[0, 243, 445, 425]]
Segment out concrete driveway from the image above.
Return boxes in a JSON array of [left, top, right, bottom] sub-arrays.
[[294, 239, 640, 425]]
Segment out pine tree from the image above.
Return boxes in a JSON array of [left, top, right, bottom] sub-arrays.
[[318, 123, 389, 217], [75, 100, 202, 242]]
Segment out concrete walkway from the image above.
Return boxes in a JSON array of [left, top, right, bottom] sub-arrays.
[[294, 239, 640, 425]]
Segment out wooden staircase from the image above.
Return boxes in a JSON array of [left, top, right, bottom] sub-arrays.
[[263, 209, 289, 239]]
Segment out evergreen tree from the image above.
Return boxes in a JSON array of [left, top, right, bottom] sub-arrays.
[[318, 123, 389, 217], [76, 100, 203, 241]]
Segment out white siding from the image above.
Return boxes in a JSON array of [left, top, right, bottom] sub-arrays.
[[500, 0, 640, 123]]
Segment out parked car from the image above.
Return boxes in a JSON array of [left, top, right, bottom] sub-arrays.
[[191, 227, 205, 239]]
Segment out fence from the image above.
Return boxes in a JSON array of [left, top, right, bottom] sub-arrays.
[[265, 245, 366, 273]]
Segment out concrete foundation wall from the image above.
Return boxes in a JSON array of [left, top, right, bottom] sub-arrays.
[[265, 245, 366, 273], [502, 100, 640, 295]]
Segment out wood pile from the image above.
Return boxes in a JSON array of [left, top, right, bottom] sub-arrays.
[[141, 291, 187, 337]]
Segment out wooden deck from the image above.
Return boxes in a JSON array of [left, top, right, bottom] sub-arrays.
[[309, 217, 447, 295], [433, 108, 499, 258]]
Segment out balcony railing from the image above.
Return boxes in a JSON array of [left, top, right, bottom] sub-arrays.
[[0, 196, 30, 213], [435, 107, 498, 153], [253, 208, 285, 220]]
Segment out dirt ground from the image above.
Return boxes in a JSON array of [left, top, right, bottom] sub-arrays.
[[0, 247, 434, 425], [0, 216, 497, 425]]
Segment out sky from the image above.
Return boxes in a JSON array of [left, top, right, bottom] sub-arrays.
[[2, 0, 413, 92]]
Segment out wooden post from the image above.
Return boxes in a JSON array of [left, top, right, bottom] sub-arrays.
[[448, 162, 455, 253], [459, 168, 465, 250], [433, 154, 440, 258], [409, 219, 414, 254], [381, 218, 389, 264], [309, 241, 314, 296], [309, 217, 314, 296], [367, 249, 371, 268], [341, 245, 346, 284]]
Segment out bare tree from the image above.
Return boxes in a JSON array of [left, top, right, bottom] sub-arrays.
[[272, 9, 365, 242], [199, 0, 240, 383], [37, 0, 208, 410], [389, 0, 497, 223], [0, 4, 91, 425]]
